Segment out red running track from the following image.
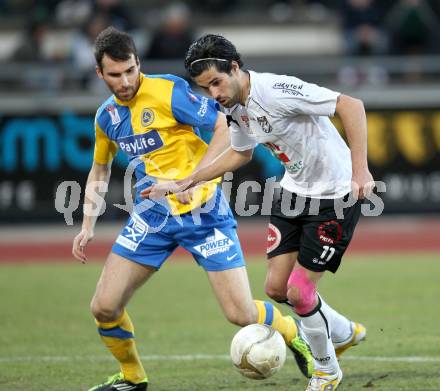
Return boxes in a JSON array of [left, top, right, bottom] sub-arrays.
[[0, 218, 438, 263]]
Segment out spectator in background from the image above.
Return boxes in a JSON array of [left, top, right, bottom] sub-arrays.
[[10, 17, 64, 91], [340, 0, 388, 56], [386, 0, 440, 55], [71, 13, 110, 88], [188, 0, 237, 14], [11, 18, 49, 62], [144, 2, 194, 60], [55, 0, 93, 27], [338, 0, 389, 86], [93, 0, 134, 31]]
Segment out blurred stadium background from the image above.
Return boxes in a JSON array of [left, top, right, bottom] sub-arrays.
[[0, 0, 439, 257], [0, 1, 440, 389]]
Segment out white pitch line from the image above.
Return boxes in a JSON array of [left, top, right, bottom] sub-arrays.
[[1, 354, 440, 364]]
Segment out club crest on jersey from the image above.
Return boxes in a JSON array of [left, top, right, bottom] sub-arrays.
[[193, 228, 234, 258], [106, 104, 121, 125], [317, 220, 342, 245], [141, 108, 155, 127], [257, 116, 272, 133]]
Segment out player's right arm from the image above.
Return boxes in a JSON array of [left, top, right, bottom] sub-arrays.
[[72, 122, 118, 263], [141, 145, 252, 200], [178, 112, 256, 190], [141, 114, 255, 200]]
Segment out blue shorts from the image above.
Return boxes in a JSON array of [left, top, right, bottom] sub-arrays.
[[112, 190, 245, 271]]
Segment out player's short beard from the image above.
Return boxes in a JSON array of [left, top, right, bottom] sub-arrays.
[[116, 87, 135, 101], [111, 72, 140, 101], [221, 98, 235, 108], [221, 89, 241, 108]]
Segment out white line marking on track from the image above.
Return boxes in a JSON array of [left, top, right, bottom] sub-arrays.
[[1, 354, 440, 363]]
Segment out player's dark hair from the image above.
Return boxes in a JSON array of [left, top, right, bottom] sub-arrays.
[[94, 26, 138, 69], [184, 34, 243, 77]]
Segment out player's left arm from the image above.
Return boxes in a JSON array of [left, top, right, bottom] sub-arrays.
[[335, 94, 375, 199]]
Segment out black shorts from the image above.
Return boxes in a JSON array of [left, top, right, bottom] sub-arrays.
[[267, 189, 363, 273]]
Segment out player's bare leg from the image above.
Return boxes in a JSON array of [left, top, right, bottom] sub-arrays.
[[206, 266, 256, 325], [265, 251, 297, 303], [91, 252, 156, 322], [207, 266, 313, 378], [89, 252, 156, 391]]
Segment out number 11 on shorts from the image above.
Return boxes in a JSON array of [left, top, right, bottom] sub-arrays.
[[320, 245, 335, 262]]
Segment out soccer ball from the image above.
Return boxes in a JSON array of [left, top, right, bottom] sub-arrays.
[[230, 324, 286, 380]]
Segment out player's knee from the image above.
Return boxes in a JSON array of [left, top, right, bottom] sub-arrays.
[[264, 281, 287, 302], [225, 312, 254, 326], [90, 297, 120, 322], [224, 305, 257, 327], [286, 269, 317, 315]]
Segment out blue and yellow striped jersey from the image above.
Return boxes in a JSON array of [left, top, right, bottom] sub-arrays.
[[94, 73, 220, 215]]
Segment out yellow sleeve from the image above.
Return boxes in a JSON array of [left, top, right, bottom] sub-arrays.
[[94, 123, 118, 164]]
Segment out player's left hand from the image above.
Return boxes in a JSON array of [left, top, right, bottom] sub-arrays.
[[352, 168, 375, 199], [140, 181, 177, 200], [176, 187, 195, 204], [140, 178, 192, 200]]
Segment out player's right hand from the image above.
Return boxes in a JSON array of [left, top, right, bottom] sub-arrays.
[[72, 229, 94, 264]]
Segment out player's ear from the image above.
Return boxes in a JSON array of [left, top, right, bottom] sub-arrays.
[[96, 65, 104, 79], [231, 61, 240, 73]]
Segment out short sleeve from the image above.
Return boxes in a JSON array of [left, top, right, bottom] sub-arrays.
[[170, 78, 219, 132], [228, 115, 257, 151], [93, 122, 118, 164], [267, 76, 340, 117]]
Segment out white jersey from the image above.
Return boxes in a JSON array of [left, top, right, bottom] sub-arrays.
[[225, 70, 352, 199]]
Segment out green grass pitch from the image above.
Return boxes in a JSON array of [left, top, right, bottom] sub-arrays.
[[1, 254, 439, 390]]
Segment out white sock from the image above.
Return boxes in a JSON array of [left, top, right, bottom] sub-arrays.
[[319, 295, 352, 344], [298, 298, 340, 374]]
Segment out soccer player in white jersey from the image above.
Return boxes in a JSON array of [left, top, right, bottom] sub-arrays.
[[143, 34, 375, 391], [73, 29, 314, 391]]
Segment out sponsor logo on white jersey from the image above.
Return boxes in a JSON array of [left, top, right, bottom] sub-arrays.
[[193, 228, 234, 258], [272, 82, 305, 96]]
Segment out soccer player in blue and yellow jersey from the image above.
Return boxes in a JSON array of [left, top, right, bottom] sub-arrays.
[[72, 27, 313, 391]]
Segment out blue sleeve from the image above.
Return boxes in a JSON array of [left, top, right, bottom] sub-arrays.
[[170, 77, 219, 132]]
